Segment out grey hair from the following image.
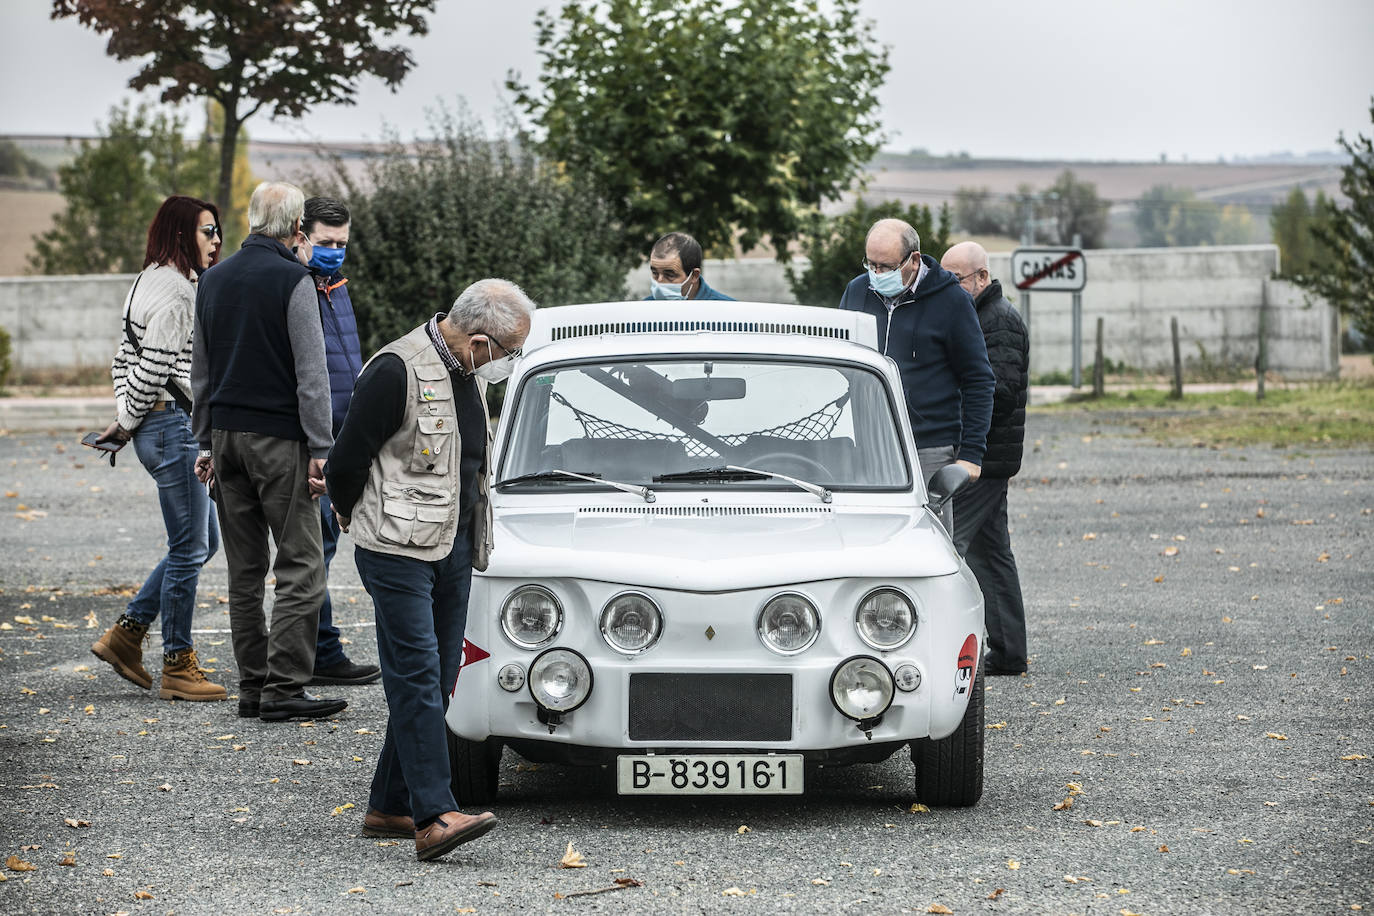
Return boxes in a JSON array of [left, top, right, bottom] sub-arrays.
[[447, 278, 536, 338], [899, 224, 921, 257], [247, 181, 306, 239]]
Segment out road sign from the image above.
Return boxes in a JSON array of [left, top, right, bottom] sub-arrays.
[[1011, 247, 1086, 292]]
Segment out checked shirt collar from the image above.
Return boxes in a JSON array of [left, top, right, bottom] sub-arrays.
[[425, 313, 467, 375]]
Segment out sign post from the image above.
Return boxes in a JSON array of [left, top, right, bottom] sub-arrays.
[[1011, 248, 1087, 387]]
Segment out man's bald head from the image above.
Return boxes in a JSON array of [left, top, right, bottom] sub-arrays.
[[865, 218, 922, 289], [942, 240, 991, 298]]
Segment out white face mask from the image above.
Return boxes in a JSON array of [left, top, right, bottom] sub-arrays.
[[472, 338, 516, 383]]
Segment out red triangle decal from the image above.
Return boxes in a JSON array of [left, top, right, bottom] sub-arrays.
[[461, 639, 490, 668]]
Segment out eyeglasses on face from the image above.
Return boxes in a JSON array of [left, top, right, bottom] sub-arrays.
[[861, 250, 915, 274], [199, 224, 222, 240], [479, 330, 522, 360]]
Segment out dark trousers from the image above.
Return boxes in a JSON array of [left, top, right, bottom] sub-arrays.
[[314, 492, 346, 669], [354, 528, 473, 827], [211, 430, 325, 702], [953, 477, 1027, 670]]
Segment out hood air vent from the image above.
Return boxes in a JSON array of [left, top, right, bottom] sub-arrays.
[[579, 505, 832, 517]]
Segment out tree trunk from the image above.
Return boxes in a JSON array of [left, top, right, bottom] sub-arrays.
[[217, 106, 241, 226]]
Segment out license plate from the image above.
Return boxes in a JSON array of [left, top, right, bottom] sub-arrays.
[[616, 754, 804, 795]]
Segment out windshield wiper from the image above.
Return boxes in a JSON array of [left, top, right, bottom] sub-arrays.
[[496, 469, 601, 487], [726, 464, 832, 504], [653, 466, 769, 483], [496, 468, 655, 503]]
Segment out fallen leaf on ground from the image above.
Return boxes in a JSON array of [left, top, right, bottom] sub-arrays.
[[1053, 797, 1075, 811], [558, 841, 587, 868], [987, 887, 1005, 899], [722, 887, 748, 896], [292, 759, 310, 766], [812, 878, 830, 886], [737, 825, 751, 834], [928, 905, 954, 914], [57, 853, 75, 867], [134, 890, 154, 899], [1266, 733, 1288, 741], [6, 855, 36, 871], [908, 803, 930, 814], [63, 818, 90, 828], [347, 887, 365, 894], [1007, 860, 1021, 870]]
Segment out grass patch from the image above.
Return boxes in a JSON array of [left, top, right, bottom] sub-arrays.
[[1035, 381, 1374, 448]]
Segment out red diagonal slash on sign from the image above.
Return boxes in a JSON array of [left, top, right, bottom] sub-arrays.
[[1015, 250, 1084, 290]]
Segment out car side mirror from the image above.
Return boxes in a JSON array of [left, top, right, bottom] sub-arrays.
[[926, 463, 970, 515]]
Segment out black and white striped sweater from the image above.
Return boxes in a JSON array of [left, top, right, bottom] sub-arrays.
[[111, 264, 196, 432]]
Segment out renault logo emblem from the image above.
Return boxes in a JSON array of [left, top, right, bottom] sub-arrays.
[[704, 626, 716, 641]]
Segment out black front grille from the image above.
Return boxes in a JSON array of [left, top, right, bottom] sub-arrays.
[[628, 673, 792, 741]]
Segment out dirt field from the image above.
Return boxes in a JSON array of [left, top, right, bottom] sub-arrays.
[[0, 189, 62, 276]]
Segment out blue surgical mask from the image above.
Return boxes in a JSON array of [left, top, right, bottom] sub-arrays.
[[868, 264, 908, 298], [309, 246, 346, 275], [650, 278, 685, 300]]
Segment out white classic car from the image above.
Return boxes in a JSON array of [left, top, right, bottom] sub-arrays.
[[445, 301, 985, 806]]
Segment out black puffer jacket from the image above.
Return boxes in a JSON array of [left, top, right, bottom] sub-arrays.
[[974, 280, 1029, 479]]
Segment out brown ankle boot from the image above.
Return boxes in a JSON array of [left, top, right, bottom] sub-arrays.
[[91, 616, 152, 689], [159, 648, 227, 702]]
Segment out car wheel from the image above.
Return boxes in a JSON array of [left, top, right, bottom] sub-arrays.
[[909, 670, 984, 807], [449, 733, 503, 807]]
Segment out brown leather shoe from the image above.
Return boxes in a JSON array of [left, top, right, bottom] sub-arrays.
[[414, 810, 498, 861], [362, 809, 415, 838]]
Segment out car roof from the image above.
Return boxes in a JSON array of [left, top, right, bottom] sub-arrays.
[[524, 301, 880, 357]]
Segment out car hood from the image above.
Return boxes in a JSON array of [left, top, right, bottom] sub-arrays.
[[484, 506, 960, 590]]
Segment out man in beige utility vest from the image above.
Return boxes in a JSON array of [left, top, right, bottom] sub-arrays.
[[325, 278, 534, 861]]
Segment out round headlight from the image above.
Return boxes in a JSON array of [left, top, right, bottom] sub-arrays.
[[829, 656, 895, 721], [757, 593, 820, 655], [600, 592, 662, 654], [500, 585, 563, 649], [497, 663, 525, 693], [528, 648, 593, 713], [855, 588, 917, 650]]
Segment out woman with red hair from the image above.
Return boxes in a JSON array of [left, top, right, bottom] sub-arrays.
[[91, 195, 228, 703]]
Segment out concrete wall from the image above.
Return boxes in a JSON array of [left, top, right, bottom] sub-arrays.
[[629, 245, 1338, 380], [1, 245, 1339, 380], [0, 273, 134, 374]]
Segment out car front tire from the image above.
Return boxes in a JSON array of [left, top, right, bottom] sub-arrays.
[[449, 733, 503, 807], [909, 671, 985, 806]]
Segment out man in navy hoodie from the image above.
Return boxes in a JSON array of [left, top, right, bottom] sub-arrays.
[[296, 197, 381, 687], [838, 219, 994, 528]]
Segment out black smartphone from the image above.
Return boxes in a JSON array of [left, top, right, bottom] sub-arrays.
[[81, 431, 125, 453]]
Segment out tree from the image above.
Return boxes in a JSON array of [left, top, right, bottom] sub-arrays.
[[0, 140, 55, 189], [953, 186, 1012, 236], [510, 0, 889, 260], [1134, 185, 1221, 247], [1271, 187, 1335, 280], [52, 0, 434, 219], [1044, 170, 1109, 248], [28, 100, 255, 275], [29, 102, 212, 274], [1304, 98, 1374, 342], [332, 107, 634, 354], [787, 198, 952, 308]]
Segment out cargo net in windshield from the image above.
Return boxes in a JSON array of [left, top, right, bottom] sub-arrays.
[[551, 392, 849, 460]]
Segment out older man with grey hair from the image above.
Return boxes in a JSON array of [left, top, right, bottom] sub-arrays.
[[191, 181, 345, 722], [325, 278, 534, 861]]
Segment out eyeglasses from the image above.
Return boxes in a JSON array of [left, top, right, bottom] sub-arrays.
[[199, 224, 221, 240], [480, 330, 522, 360], [954, 268, 986, 283], [861, 250, 915, 274]]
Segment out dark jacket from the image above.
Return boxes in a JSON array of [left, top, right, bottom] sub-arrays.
[[972, 280, 1029, 479], [315, 270, 363, 436], [194, 234, 313, 442], [838, 255, 995, 463]]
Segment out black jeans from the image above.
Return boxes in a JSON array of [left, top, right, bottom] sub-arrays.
[[953, 477, 1027, 671]]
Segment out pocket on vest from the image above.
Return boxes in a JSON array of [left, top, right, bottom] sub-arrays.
[[378, 483, 453, 549], [411, 414, 455, 474]]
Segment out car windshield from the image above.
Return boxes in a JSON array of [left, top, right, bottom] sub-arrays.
[[499, 358, 909, 489]]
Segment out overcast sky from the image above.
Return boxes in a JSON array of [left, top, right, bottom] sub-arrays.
[[2, 0, 1371, 161]]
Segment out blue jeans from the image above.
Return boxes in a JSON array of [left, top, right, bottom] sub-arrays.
[[314, 492, 347, 669], [125, 407, 219, 654], [354, 530, 472, 826]]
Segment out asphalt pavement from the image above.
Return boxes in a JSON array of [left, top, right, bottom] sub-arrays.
[[0, 410, 1370, 914]]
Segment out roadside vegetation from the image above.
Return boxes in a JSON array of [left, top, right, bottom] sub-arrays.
[[1037, 380, 1374, 448]]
